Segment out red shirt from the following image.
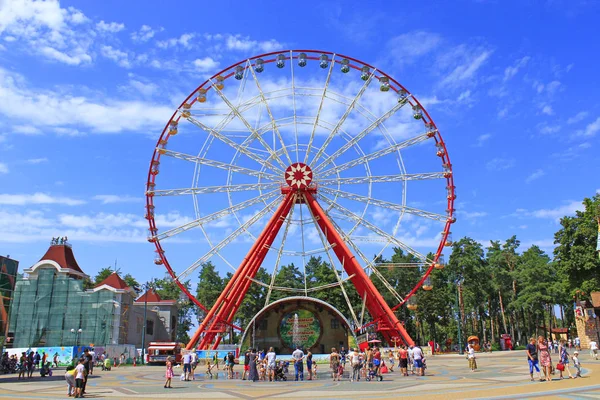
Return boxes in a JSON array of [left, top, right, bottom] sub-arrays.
[[373, 351, 381, 361], [399, 349, 408, 359]]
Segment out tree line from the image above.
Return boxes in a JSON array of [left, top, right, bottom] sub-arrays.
[[87, 192, 599, 347]]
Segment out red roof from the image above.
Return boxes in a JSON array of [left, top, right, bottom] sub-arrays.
[[39, 245, 84, 274], [135, 288, 175, 304], [95, 272, 130, 291]]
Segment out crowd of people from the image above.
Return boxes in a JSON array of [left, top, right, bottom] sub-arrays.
[[524, 336, 594, 382]]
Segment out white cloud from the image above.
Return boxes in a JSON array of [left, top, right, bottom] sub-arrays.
[[26, 158, 48, 164], [96, 20, 124, 33], [193, 57, 219, 72], [0, 193, 85, 206], [385, 31, 442, 65], [538, 123, 560, 135], [503, 56, 530, 81], [100, 45, 131, 68], [473, 133, 491, 147], [92, 195, 141, 204], [0, 163, 8, 174], [12, 125, 42, 134], [224, 34, 283, 52], [486, 158, 515, 171], [0, 67, 173, 134], [157, 33, 195, 49], [0, 1, 94, 65], [576, 117, 600, 137], [541, 104, 554, 115], [567, 111, 588, 124], [439, 49, 492, 88], [460, 211, 488, 219], [40, 46, 92, 65], [131, 25, 161, 42], [525, 169, 545, 183], [529, 200, 583, 220]]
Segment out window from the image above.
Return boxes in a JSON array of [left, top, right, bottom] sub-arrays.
[[331, 318, 340, 329], [146, 320, 154, 335]]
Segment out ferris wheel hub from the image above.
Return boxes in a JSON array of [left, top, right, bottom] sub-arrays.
[[285, 163, 313, 189]]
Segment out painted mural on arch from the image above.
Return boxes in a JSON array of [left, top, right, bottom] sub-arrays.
[[279, 309, 321, 350]]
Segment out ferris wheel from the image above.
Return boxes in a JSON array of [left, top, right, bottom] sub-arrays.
[[145, 50, 456, 350]]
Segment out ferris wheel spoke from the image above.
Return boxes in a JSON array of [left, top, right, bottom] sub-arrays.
[[246, 62, 294, 165], [186, 115, 284, 174], [176, 197, 280, 282], [303, 54, 336, 165], [320, 187, 447, 222], [154, 190, 279, 241], [309, 70, 376, 167], [316, 172, 445, 187], [153, 182, 280, 196], [312, 100, 409, 174], [325, 214, 405, 303], [318, 194, 429, 262], [302, 193, 360, 326], [210, 80, 290, 169], [318, 132, 434, 179], [264, 201, 295, 306], [160, 149, 281, 181]]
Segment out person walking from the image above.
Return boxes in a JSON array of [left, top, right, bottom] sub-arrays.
[[407, 345, 415, 375], [182, 351, 192, 381], [292, 346, 305, 381], [74, 358, 86, 398], [227, 352, 235, 379], [558, 340, 574, 379], [538, 336, 552, 382], [27, 351, 34, 378], [242, 349, 250, 380], [590, 340, 598, 360], [372, 347, 382, 378], [526, 337, 542, 381], [266, 347, 277, 382], [53, 352, 59, 368], [573, 351, 582, 378], [398, 346, 409, 376], [164, 356, 173, 388], [467, 344, 477, 372], [191, 351, 198, 380], [18, 352, 26, 380], [412, 346, 424, 376], [248, 349, 259, 382], [306, 351, 313, 380], [330, 348, 340, 381], [350, 348, 361, 382]]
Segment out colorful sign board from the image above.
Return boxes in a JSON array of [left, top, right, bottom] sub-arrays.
[[279, 309, 321, 350]]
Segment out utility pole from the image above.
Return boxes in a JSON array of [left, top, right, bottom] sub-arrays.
[[141, 282, 151, 365]]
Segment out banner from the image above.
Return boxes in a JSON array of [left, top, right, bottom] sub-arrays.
[[279, 309, 321, 350], [8, 346, 76, 366]]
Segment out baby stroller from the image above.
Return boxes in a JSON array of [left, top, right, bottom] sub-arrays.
[[366, 363, 383, 382], [39, 362, 52, 377], [274, 362, 287, 381]]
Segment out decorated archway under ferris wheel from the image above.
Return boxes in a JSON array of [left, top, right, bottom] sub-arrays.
[[145, 50, 456, 350]]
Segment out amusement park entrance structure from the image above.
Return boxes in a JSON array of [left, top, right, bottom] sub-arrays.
[[145, 50, 456, 351]]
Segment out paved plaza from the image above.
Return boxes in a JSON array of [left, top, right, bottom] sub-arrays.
[[1, 351, 599, 399]]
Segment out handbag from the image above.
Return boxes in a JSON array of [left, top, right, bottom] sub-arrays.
[[556, 362, 565, 371], [380, 365, 389, 374]]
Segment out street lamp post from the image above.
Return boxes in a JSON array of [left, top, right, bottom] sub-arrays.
[[71, 328, 82, 347], [141, 282, 152, 365], [454, 273, 464, 355]]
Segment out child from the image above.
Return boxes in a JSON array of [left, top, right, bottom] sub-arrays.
[[206, 361, 215, 379], [337, 364, 344, 381], [164, 356, 173, 389], [573, 351, 581, 378], [64, 365, 76, 397], [74, 358, 86, 398]]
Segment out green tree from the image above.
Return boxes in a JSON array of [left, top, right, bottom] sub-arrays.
[[93, 266, 114, 285], [554, 193, 600, 294], [195, 262, 224, 321], [123, 273, 140, 293], [152, 275, 194, 343]]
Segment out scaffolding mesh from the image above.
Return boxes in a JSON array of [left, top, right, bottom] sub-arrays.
[[8, 268, 126, 348]]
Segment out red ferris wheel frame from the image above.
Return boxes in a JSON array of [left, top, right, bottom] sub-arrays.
[[145, 49, 456, 350]]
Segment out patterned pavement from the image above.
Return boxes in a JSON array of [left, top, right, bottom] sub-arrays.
[[0, 351, 599, 399]]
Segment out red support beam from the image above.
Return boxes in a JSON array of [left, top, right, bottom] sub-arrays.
[[303, 191, 414, 347], [188, 190, 296, 350]]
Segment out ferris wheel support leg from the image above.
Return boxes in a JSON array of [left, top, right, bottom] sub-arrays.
[[303, 191, 415, 347], [187, 191, 296, 350], [203, 194, 296, 350]]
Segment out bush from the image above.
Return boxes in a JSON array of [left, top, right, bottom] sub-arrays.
[[491, 343, 501, 351], [514, 345, 526, 350]]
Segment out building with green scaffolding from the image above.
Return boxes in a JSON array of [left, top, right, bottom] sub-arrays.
[[8, 240, 177, 349]]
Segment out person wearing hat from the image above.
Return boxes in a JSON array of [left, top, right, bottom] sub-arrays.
[[573, 351, 582, 378]]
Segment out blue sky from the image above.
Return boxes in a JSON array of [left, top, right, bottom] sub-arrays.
[[0, 0, 599, 290]]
